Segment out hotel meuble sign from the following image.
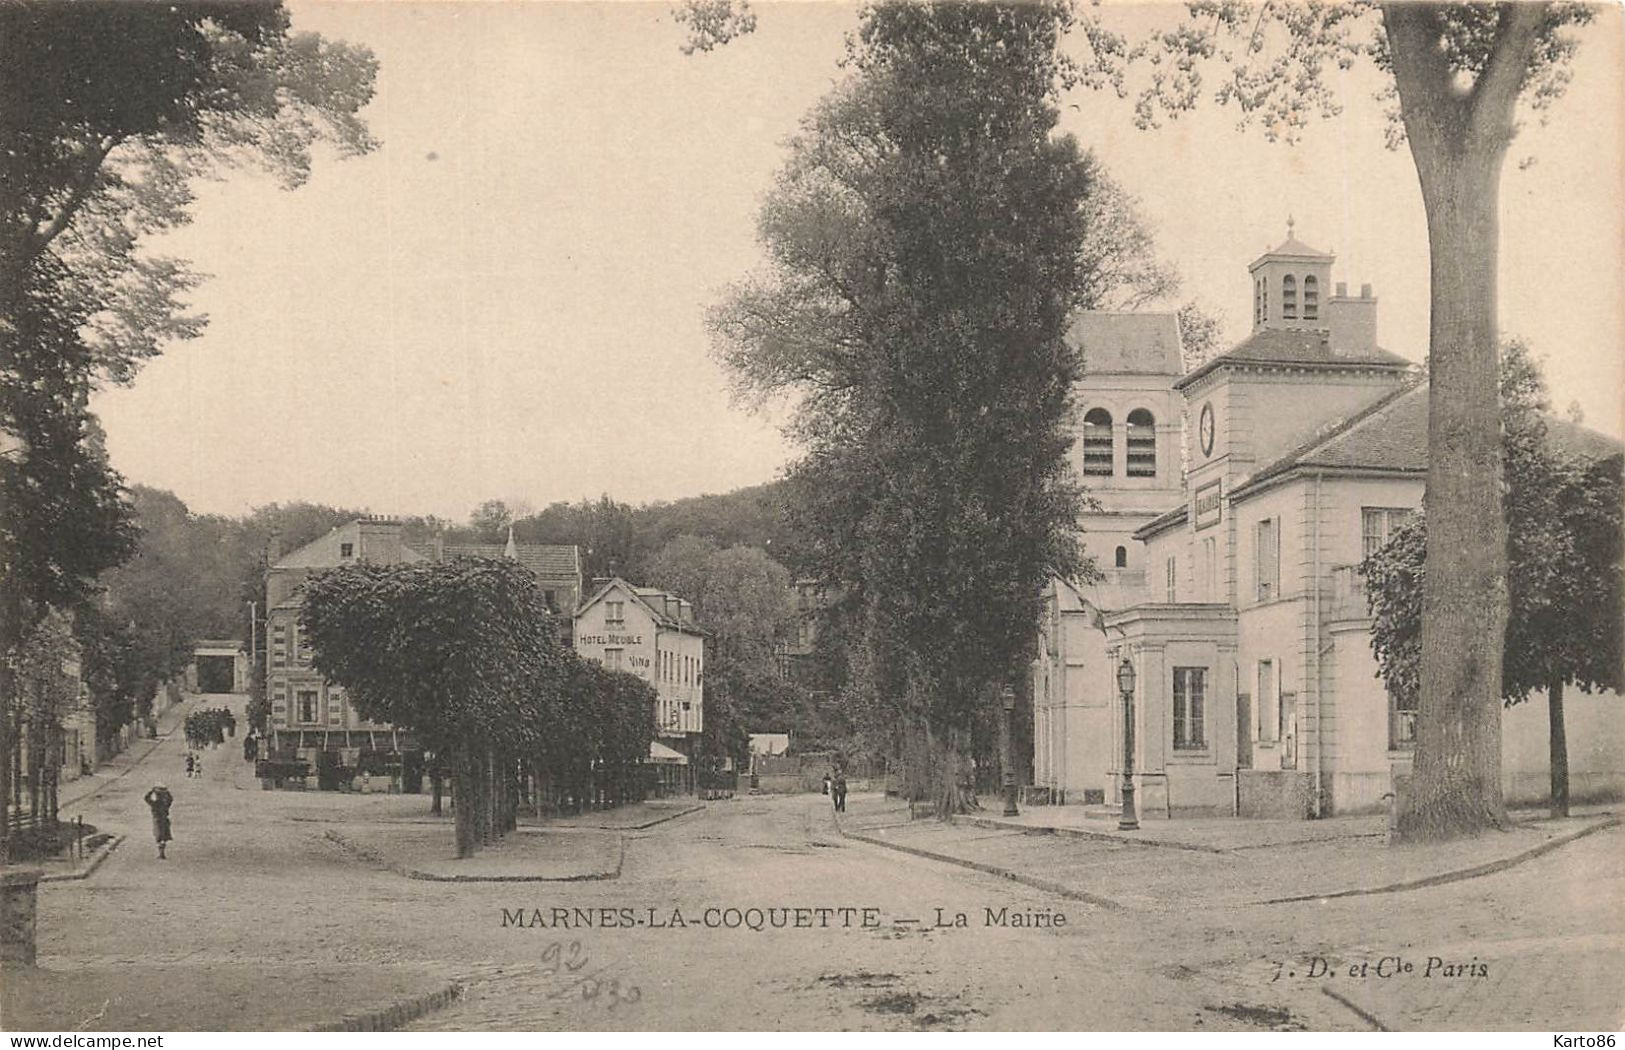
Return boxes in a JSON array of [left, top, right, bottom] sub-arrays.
[[1193, 479, 1222, 530], [577, 633, 645, 646]]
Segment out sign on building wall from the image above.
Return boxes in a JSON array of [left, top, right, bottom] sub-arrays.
[[1193, 479, 1223, 531]]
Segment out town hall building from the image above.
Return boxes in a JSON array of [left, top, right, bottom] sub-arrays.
[[1032, 228, 1624, 819]]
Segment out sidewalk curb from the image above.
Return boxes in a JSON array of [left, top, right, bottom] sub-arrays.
[[58, 698, 198, 813], [1253, 815, 1621, 905], [603, 803, 704, 831], [311, 980, 464, 1032], [833, 814, 1123, 910], [949, 813, 1228, 854], [39, 835, 123, 883], [324, 828, 625, 882], [524, 802, 705, 832]]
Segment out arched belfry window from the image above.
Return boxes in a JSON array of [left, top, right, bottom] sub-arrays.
[[1254, 279, 1263, 325], [1303, 275, 1319, 320], [1282, 274, 1297, 320], [1126, 409, 1156, 478], [1115, 546, 1128, 569], [1082, 408, 1113, 476]]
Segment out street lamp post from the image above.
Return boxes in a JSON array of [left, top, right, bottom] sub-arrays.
[[999, 686, 1019, 817], [1117, 656, 1139, 831]]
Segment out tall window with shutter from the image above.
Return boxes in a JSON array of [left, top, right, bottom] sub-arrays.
[[1255, 518, 1279, 601]]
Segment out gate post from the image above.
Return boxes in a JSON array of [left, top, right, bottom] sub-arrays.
[[0, 867, 44, 966]]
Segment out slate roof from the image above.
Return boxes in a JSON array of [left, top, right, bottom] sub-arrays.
[[272, 522, 428, 570], [1249, 233, 1333, 269], [1224, 382, 1428, 504], [1067, 312, 1183, 376], [439, 543, 581, 580], [1231, 381, 1622, 502], [579, 578, 705, 634], [1135, 502, 1188, 540], [1175, 327, 1414, 390]]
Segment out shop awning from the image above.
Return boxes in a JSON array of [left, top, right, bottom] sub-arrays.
[[648, 741, 689, 765]]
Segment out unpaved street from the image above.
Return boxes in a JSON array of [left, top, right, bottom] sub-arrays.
[[30, 694, 1625, 1031]]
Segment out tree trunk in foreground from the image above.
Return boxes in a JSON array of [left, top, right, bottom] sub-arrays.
[[902, 717, 977, 820], [1548, 678, 1569, 819], [1384, 3, 1548, 840]]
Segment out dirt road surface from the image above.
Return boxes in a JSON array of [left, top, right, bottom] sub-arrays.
[[28, 693, 1624, 1031]]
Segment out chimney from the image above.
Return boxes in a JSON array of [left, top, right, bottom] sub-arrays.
[[265, 529, 283, 566], [431, 530, 445, 562], [356, 517, 405, 564], [1326, 282, 1378, 357]]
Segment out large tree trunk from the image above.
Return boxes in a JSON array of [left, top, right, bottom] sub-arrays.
[[1548, 677, 1569, 819], [1400, 147, 1510, 840], [1384, 3, 1546, 841], [901, 716, 977, 820]]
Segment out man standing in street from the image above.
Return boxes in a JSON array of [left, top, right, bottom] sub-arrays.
[[143, 784, 174, 860], [832, 769, 847, 814]]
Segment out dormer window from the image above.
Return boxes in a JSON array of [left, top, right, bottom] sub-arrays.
[[1126, 409, 1156, 477], [1082, 408, 1113, 476], [1303, 275, 1319, 320], [1281, 275, 1297, 320]]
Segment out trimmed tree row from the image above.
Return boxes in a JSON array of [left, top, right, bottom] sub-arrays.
[[300, 558, 655, 859]]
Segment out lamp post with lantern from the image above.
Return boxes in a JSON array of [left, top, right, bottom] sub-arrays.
[[999, 685, 1019, 817], [1117, 656, 1139, 831]]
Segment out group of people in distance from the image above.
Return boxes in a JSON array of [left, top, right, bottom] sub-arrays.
[[183, 706, 235, 750]]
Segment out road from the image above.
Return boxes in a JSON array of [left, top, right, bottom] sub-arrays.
[[32, 692, 1625, 1031]]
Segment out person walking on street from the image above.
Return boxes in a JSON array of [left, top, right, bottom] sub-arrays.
[[184, 752, 195, 778], [832, 769, 847, 813], [143, 784, 174, 859]]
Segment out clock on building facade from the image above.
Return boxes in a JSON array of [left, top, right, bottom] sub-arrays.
[[1198, 402, 1215, 457]]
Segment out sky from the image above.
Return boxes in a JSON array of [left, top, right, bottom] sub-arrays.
[[90, 1, 1625, 521]]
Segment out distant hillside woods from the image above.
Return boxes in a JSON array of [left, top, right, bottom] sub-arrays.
[[458, 482, 802, 584], [110, 479, 849, 756], [114, 481, 810, 669]]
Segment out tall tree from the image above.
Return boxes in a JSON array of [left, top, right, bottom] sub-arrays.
[[1363, 342, 1623, 820], [0, 2, 378, 830], [711, 2, 1179, 815], [468, 499, 515, 541]]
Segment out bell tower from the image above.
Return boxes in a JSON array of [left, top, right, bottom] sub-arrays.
[[1248, 218, 1334, 332]]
